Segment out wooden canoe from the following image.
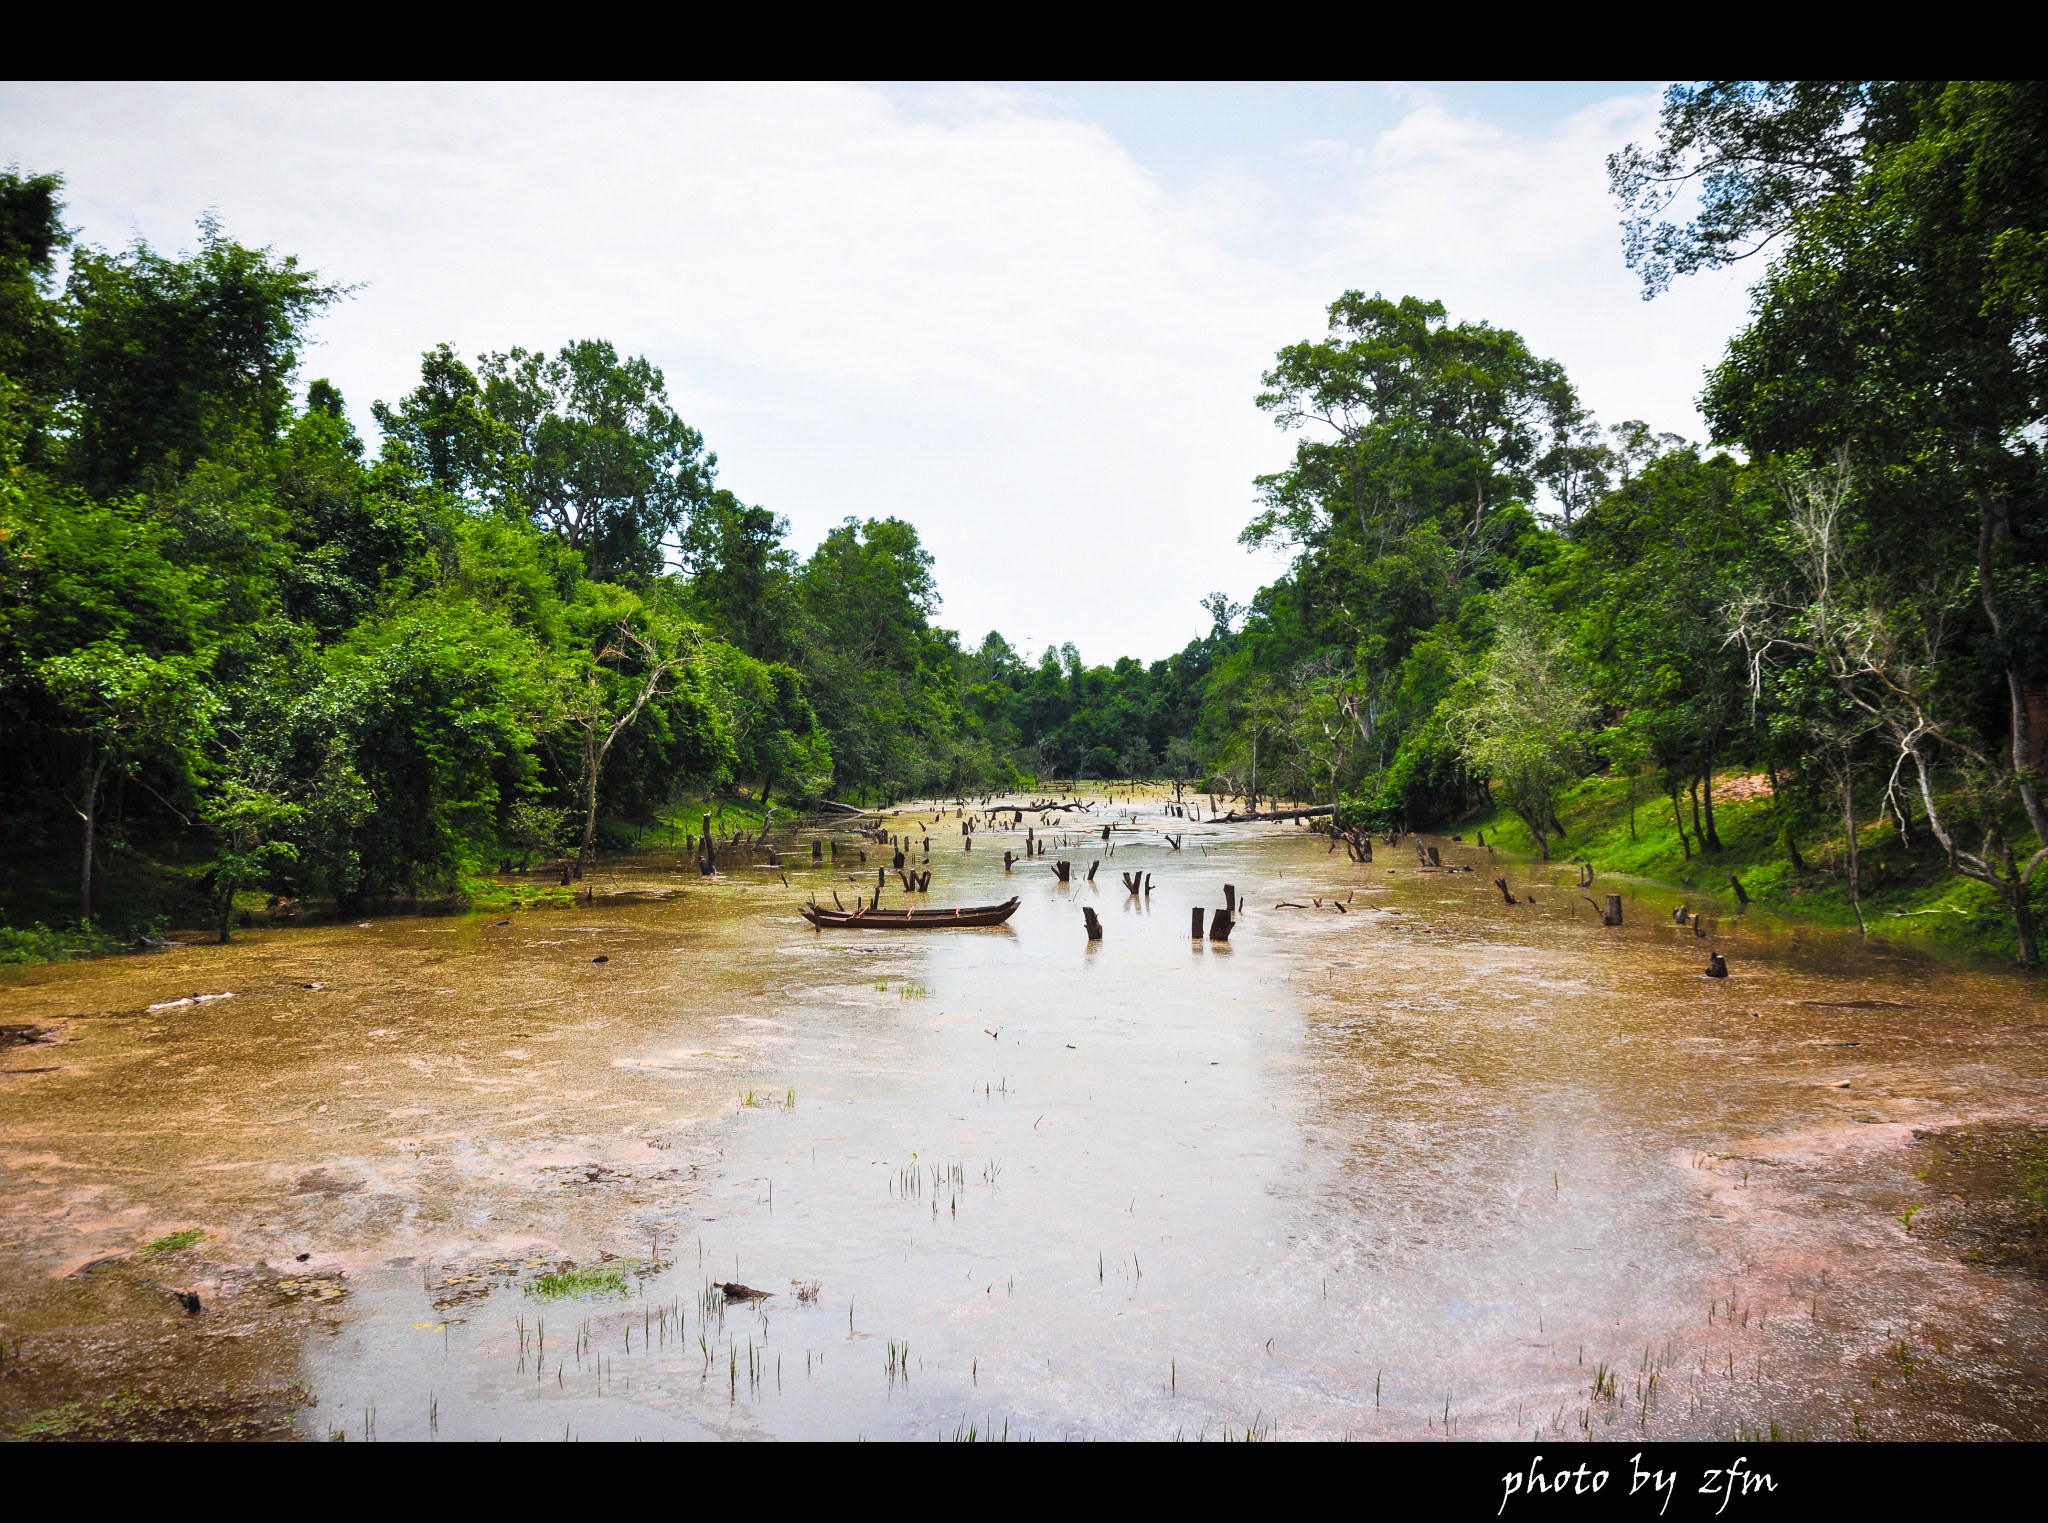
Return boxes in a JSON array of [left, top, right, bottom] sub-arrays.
[[800, 896, 1020, 929]]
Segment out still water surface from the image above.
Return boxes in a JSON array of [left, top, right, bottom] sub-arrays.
[[5, 803, 2046, 1439]]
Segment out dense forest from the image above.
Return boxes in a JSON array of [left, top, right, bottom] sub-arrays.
[[4, 81, 2046, 961]]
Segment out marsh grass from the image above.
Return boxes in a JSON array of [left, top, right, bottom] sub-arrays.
[[529, 1266, 630, 1300], [141, 1229, 204, 1258]]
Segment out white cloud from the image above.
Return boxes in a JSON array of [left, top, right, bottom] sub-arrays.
[[1, 81, 1750, 660]]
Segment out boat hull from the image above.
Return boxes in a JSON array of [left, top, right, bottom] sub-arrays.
[[800, 897, 1020, 930]]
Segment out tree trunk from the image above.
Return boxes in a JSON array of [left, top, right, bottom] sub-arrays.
[[76, 751, 108, 921], [576, 720, 602, 878], [2014, 884, 2042, 970], [1701, 761, 1723, 852], [1689, 776, 1706, 851], [1668, 779, 1692, 860], [1839, 745, 1865, 936]]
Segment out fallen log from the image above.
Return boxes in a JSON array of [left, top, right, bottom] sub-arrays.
[[1213, 805, 1335, 824]]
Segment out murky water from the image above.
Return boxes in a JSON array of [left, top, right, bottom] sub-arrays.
[[5, 802, 2047, 1440]]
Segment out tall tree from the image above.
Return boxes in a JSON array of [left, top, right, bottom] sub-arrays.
[[476, 340, 714, 581], [1624, 80, 2048, 961], [62, 216, 340, 496]]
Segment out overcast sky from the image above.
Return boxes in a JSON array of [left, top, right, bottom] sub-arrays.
[[1, 81, 1751, 663]]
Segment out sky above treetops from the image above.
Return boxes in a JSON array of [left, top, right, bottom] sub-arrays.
[[0, 81, 1750, 661]]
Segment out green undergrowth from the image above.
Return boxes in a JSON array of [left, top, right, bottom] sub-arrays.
[[1461, 768, 2039, 963], [0, 918, 138, 966], [457, 875, 578, 912], [527, 1265, 631, 1300], [648, 794, 769, 842], [140, 1229, 203, 1258]]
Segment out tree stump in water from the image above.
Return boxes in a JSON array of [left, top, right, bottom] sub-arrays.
[[1087, 859, 1100, 883], [1674, 903, 1691, 925], [1208, 907, 1234, 942], [1190, 907, 1205, 938], [1475, 829, 1485, 847], [1603, 894, 1623, 926], [1705, 951, 1728, 978], [1726, 873, 1750, 909], [812, 838, 823, 862], [1426, 845, 1442, 868], [1494, 878, 1519, 905], [1223, 884, 1236, 915], [1003, 850, 1016, 871], [1051, 860, 1072, 883], [893, 849, 905, 870], [1082, 906, 1102, 941], [877, 867, 886, 887], [1121, 871, 1142, 895]]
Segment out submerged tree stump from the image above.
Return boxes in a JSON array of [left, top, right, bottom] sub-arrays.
[[1190, 906, 1205, 938], [1705, 951, 1728, 978], [1603, 894, 1623, 926], [1003, 850, 1016, 871], [812, 838, 823, 862], [1223, 883, 1236, 915], [1209, 907, 1234, 942], [1494, 877, 1519, 905], [1086, 859, 1100, 883], [1082, 906, 1103, 941], [1050, 859, 1072, 883], [1426, 846, 1442, 868]]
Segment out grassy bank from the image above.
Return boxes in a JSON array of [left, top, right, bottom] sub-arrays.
[[1461, 769, 2039, 965]]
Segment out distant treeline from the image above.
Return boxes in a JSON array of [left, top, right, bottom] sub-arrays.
[[5, 82, 2046, 961]]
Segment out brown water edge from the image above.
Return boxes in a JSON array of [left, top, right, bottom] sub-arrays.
[[1, 801, 2044, 1440]]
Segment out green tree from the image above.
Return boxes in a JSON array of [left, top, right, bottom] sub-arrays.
[[1627, 81, 2048, 961], [476, 340, 714, 581], [62, 216, 341, 496], [1449, 586, 1597, 860]]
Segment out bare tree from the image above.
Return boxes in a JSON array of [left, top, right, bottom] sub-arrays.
[[1731, 452, 2047, 965], [571, 618, 694, 877]]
